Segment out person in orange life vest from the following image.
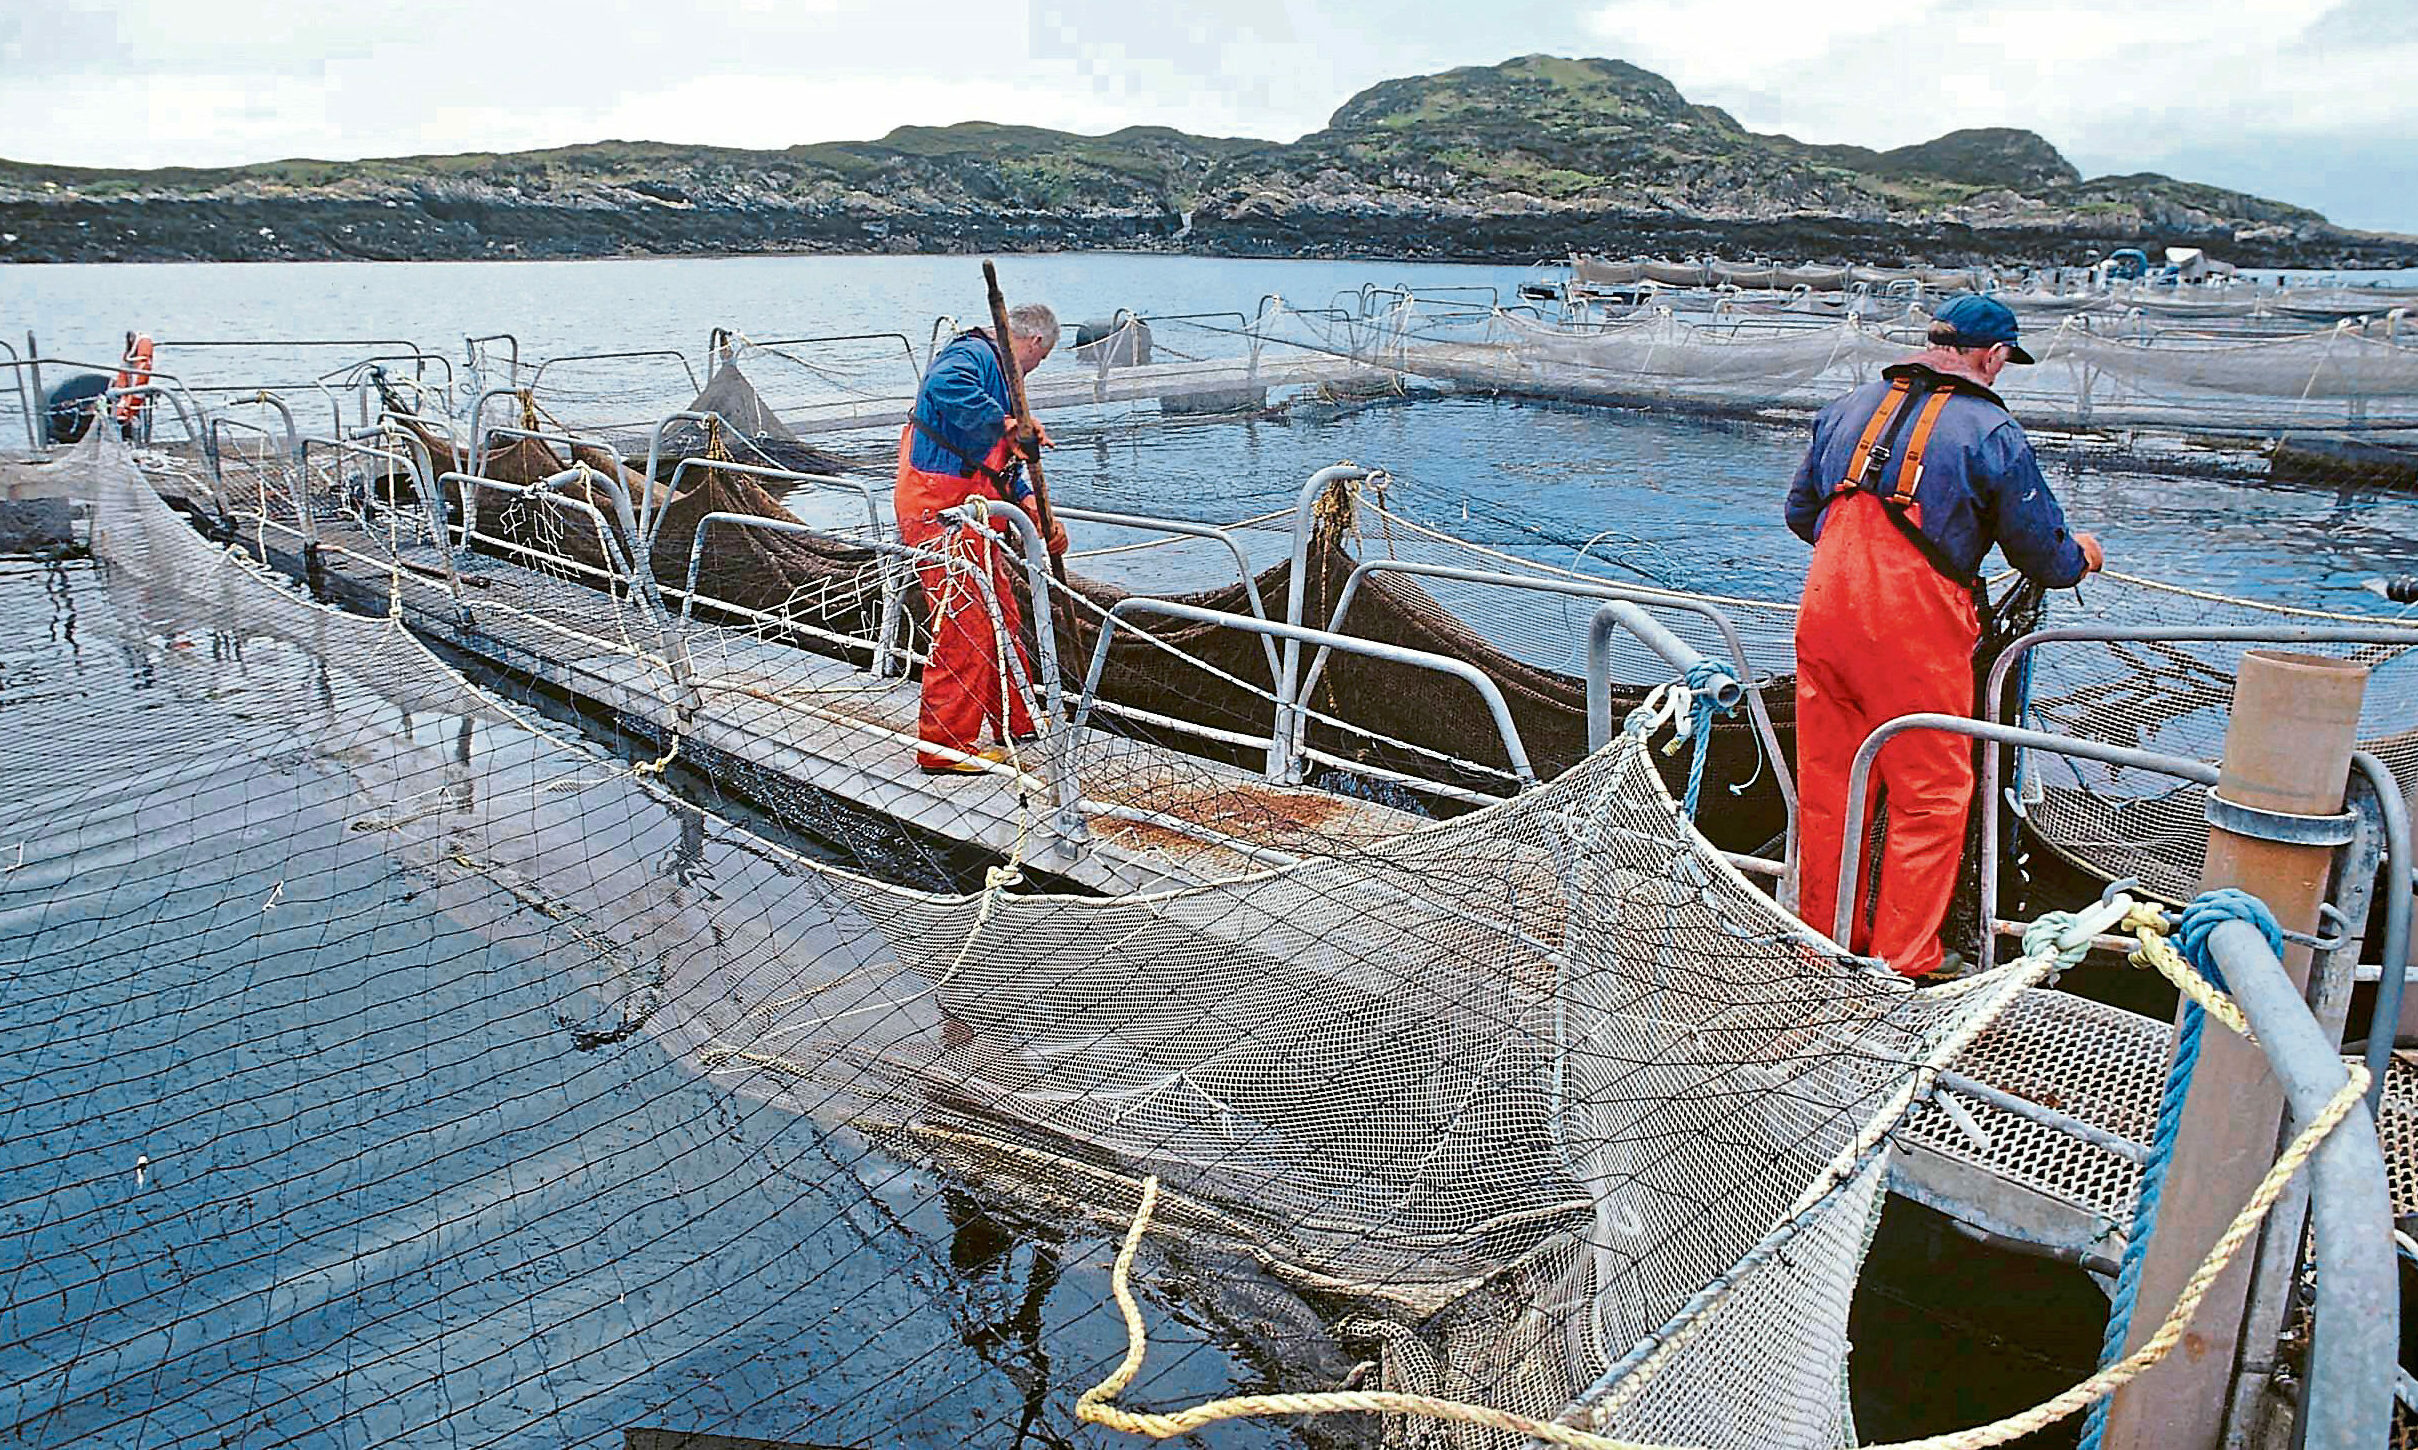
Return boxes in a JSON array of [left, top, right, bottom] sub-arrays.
[[895, 302, 1068, 774], [1783, 294, 2105, 977], [112, 332, 156, 436]]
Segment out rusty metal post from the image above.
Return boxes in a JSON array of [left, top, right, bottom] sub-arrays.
[[2101, 650, 2368, 1450]]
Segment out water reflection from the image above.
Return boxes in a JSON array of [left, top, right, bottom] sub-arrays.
[[41, 559, 78, 652], [945, 1190, 1068, 1450]]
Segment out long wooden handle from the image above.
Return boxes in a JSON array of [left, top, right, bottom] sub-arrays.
[[983, 260, 1067, 584]]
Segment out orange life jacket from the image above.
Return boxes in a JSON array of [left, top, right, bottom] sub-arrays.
[[111, 334, 155, 427]]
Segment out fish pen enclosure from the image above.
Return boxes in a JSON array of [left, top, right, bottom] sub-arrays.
[[0, 291, 2409, 1450], [4, 433, 2047, 1449]]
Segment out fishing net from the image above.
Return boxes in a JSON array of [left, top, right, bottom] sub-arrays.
[[1225, 281, 2418, 430], [2005, 571, 2418, 904], [0, 431, 2043, 1450], [164, 366, 2418, 932], [265, 390, 1797, 853]]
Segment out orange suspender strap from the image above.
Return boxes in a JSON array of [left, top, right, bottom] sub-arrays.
[[1889, 389, 1958, 505], [1841, 375, 1916, 490]]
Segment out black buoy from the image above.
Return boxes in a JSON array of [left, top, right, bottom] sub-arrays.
[[43, 372, 109, 444], [1071, 316, 1152, 368]]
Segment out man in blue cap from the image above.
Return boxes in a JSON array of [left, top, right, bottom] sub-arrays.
[[1784, 292, 2104, 977]]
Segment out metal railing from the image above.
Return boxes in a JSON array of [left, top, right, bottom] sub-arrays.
[[1581, 599, 1744, 740], [447, 469, 649, 609], [161, 336, 446, 384], [465, 333, 521, 387], [206, 417, 286, 533], [2201, 920, 2396, 1450], [526, 348, 700, 400], [967, 500, 1064, 723], [1303, 555, 1792, 819], [1274, 464, 1378, 778], [2346, 751, 2410, 1111], [666, 456, 901, 674], [1836, 713, 2220, 949], [309, 433, 467, 624], [436, 463, 697, 707], [1071, 597, 1537, 792], [1052, 503, 1276, 673], [7, 357, 208, 446], [1, 338, 33, 450], [637, 411, 751, 550], [1978, 621, 2418, 971], [718, 331, 923, 397], [1835, 712, 2394, 1448], [1840, 707, 2412, 1081], [100, 381, 205, 455], [675, 511, 904, 668]]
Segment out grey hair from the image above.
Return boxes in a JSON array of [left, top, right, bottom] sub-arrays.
[[1928, 319, 1991, 351], [1007, 302, 1060, 352]]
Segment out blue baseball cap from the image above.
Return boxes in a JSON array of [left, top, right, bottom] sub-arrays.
[[1934, 293, 2033, 364]]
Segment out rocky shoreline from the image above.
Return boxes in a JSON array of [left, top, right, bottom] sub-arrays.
[[9, 194, 2408, 269]]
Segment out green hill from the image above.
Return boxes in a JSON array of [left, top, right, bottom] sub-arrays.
[[0, 54, 2402, 266]]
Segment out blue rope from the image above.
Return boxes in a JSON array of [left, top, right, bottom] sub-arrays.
[[2010, 647, 2038, 806], [1621, 662, 1742, 819], [1678, 662, 1741, 819], [2076, 887, 2278, 1449]]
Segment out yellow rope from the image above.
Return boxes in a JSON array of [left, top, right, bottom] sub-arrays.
[[2120, 903, 2254, 1040], [1079, 1066, 2371, 1450], [633, 733, 680, 778]]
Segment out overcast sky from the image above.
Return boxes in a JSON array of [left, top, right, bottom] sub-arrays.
[[6, 0, 2412, 232]]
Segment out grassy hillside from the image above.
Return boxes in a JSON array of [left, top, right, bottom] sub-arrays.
[[1, 55, 2403, 265]]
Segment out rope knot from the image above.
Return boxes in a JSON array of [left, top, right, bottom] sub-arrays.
[[2022, 911, 2086, 969], [2174, 887, 2281, 982], [1624, 663, 1742, 820]]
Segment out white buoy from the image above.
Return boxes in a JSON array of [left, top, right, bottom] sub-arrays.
[[135, 1154, 148, 1190]]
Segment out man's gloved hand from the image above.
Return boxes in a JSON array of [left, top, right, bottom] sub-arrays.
[[1044, 513, 1070, 556], [1009, 417, 1053, 453]]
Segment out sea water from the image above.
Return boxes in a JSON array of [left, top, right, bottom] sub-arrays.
[[1, 253, 2409, 1448], [7, 253, 2416, 613]]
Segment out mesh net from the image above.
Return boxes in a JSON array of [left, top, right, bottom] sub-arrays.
[[140, 350, 2418, 936], [182, 368, 2418, 920], [2008, 570, 2418, 903], [1240, 292, 2418, 431], [0, 430, 2044, 1450]]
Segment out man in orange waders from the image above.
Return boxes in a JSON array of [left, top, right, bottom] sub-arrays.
[[1785, 294, 2104, 976], [895, 304, 1067, 774]]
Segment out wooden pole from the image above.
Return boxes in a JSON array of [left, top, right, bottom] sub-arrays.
[[982, 260, 1066, 585], [2101, 648, 2368, 1450]]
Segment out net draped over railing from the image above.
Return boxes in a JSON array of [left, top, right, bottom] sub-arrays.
[[0, 430, 2045, 1450], [2005, 571, 2418, 903], [1245, 289, 2418, 430], [187, 367, 2418, 918]]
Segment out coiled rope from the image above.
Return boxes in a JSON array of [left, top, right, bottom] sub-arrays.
[[1076, 893, 2369, 1450]]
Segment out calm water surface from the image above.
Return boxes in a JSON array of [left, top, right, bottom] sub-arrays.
[[8, 253, 2403, 1446], [8, 253, 2414, 613]]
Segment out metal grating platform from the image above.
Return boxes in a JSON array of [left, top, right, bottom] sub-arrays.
[[2377, 1050, 2418, 1221], [1894, 988, 2168, 1266]]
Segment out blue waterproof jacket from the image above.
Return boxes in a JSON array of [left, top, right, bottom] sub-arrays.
[[906, 329, 1032, 503], [1784, 364, 2088, 588]]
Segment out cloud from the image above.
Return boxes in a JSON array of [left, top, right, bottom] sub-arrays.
[[1581, 0, 2418, 227], [3, 0, 2409, 231]]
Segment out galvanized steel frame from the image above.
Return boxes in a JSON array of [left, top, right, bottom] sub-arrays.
[[1070, 596, 1539, 792], [1977, 620, 2418, 967], [2203, 919, 2397, 1450]]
